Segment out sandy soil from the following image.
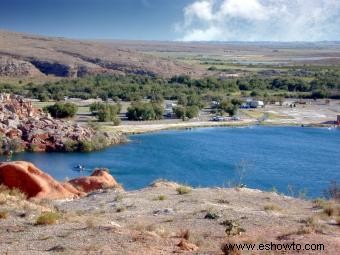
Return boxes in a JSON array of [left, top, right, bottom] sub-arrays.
[[1, 182, 339, 254], [107, 119, 255, 134]]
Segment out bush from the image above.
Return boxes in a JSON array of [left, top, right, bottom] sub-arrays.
[[264, 203, 282, 211], [44, 102, 78, 118], [154, 195, 167, 201], [90, 102, 121, 125], [176, 186, 192, 195], [36, 212, 61, 225], [126, 102, 163, 121]]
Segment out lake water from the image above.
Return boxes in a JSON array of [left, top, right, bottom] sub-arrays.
[[2, 126, 339, 198]]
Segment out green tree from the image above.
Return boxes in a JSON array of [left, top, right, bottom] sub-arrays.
[[90, 102, 121, 125], [126, 102, 163, 121]]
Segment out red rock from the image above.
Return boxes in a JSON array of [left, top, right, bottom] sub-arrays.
[[177, 239, 199, 251], [0, 161, 81, 199], [68, 169, 122, 193]]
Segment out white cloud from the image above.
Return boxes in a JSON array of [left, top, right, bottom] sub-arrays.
[[181, 26, 222, 41], [184, 0, 215, 22], [176, 0, 340, 41], [220, 0, 268, 21]]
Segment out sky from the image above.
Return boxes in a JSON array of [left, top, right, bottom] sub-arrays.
[[0, 0, 339, 41]]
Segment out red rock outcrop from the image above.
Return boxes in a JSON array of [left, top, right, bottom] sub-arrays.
[[0, 161, 121, 200], [0, 161, 82, 199], [68, 169, 122, 193], [0, 94, 123, 154]]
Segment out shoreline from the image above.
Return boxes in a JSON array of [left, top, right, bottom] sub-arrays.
[[106, 119, 336, 135]]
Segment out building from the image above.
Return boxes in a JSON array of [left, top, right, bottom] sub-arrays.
[[241, 99, 264, 109]]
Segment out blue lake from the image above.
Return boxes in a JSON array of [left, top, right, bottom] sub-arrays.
[[2, 126, 340, 198]]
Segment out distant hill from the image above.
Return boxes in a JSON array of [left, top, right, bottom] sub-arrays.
[[0, 30, 202, 79]]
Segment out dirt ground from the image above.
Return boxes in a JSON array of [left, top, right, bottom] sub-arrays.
[[1, 182, 339, 255]]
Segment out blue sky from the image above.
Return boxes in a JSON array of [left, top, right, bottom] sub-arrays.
[[1, 0, 340, 41], [0, 0, 191, 40]]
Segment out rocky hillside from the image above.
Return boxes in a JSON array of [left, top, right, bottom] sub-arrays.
[[0, 93, 123, 154], [0, 30, 202, 78]]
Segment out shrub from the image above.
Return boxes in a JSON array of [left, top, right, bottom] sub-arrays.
[[176, 186, 192, 195], [36, 212, 61, 225], [90, 102, 121, 124], [78, 140, 93, 152], [154, 195, 167, 201], [63, 140, 79, 152], [264, 203, 282, 211], [178, 229, 190, 240], [204, 210, 220, 220], [323, 203, 336, 216], [116, 206, 126, 213], [299, 216, 325, 234], [44, 102, 78, 118], [222, 220, 245, 236]]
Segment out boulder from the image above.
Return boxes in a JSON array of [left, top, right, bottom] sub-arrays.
[[0, 161, 81, 199], [68, 169, 122, 193]]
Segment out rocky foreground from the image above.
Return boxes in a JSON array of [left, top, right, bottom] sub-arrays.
[[0, 162, 339, 255], [0, 94, 123, 154]]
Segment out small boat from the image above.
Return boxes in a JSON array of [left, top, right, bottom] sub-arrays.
[[74, 164, 84, 170]]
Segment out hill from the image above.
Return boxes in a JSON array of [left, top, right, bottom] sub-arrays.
[[0, 30, 203, 79]]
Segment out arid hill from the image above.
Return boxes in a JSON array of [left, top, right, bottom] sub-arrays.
[[0, 30, 203, 78]]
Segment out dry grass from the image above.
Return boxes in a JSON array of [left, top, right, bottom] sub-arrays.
[[178, 229, 190, 240], [0, 210, 9, 220], [176, 186, 192, 195], [322, 202, 340, 217], [221, 238, 242, 255], [336, 216, 340, 225], [36, 212, 61, 225], [313, 198, 327, 209], [0, 185, 26, 200], [263, 203, 282, 212], [296, 215, 327, 235], [153, 194, 167, 201]]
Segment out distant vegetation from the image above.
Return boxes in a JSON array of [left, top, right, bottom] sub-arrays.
[[0, 66, 339, 108]]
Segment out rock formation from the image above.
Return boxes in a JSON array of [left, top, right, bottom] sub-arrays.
[[68, 169, 122, 193], [0, 93, 123, 154], [0, 161, 121, 200], [0, 57, 43, 77], [0, 161, 82, 199]]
